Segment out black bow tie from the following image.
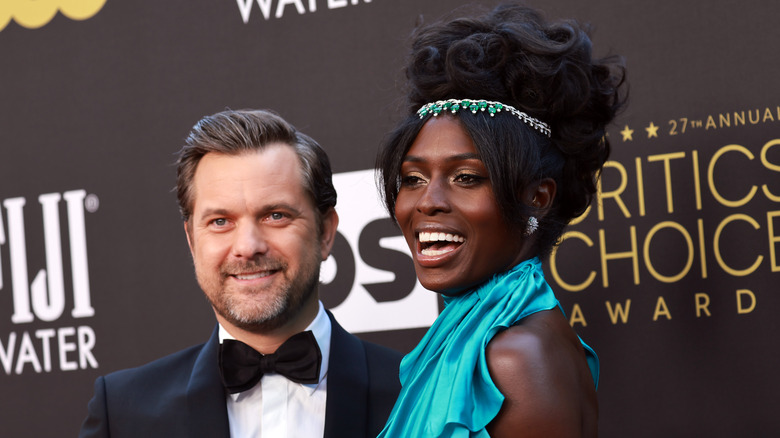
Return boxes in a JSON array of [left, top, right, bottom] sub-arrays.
[[219, 331, 322, 394]]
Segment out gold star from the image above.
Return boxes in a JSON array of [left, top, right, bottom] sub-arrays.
[[645, 122, 659, 138], [620, 125, 634, 141]]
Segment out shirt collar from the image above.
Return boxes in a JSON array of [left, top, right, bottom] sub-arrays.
[[219, 301, 331, 396]]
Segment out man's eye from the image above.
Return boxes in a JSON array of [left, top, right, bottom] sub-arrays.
[[212, 218, 228, 226], [269, 212, 286, 220]]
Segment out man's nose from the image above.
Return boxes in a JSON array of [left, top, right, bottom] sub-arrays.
[[231, 222, 269, 258]]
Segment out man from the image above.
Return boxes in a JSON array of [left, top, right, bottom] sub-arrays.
[[79, 109, 402, 437]]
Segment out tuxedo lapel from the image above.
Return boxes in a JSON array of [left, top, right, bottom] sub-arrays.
[[323, 311, 370, 438], [176, 318, 390, 438], [185, 326, 231, 438]]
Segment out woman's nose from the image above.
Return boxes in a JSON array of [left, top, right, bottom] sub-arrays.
[[416, 178, 451, 215]]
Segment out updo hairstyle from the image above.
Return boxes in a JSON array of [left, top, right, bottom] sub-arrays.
[[377, 2, 627, 257]]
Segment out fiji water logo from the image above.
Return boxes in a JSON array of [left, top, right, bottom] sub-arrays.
[[1, 190, 95, 322], [1, 190, 99, 375], [0, 0, 106, 32]]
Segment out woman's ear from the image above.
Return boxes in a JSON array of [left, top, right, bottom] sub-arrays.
[[526, 178, 556, 217]]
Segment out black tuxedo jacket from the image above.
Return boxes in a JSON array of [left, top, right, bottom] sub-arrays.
[[79, 312, 401, 437]]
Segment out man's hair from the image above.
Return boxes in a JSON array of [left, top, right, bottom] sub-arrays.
[[176, 109, 337, 225]]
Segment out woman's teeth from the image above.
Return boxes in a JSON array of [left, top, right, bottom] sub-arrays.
[[419, 232, 464, 243], [419, 232, 464, 256]]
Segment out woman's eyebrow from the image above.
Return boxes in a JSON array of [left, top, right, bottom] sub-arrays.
[[402, 152, 481, 163]]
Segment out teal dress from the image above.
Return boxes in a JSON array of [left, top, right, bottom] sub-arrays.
[[377, 258, 598, 437]]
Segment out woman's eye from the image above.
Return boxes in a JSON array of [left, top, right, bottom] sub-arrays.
[[454, 173, 482, 184], [401, 174, 425, 186]]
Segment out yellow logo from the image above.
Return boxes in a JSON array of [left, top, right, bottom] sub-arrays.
[[1, 0, 106, 32]]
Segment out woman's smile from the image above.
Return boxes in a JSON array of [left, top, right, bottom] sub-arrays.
[[418, 231, 465, 256], [415, 229, 465, 264]]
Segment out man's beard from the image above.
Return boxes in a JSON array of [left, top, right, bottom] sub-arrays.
[[200, 252, 321, 333]]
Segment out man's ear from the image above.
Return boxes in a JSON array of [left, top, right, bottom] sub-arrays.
[[319, 208, 339, 261], [184, 221, 195, 256], [526, 178, 556, 217]]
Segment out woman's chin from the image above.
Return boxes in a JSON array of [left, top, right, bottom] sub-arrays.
[[419, 278, 473, 297]]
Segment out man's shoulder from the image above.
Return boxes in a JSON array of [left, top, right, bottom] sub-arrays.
[[359, 338, 403, 363], [324, 316, 402, 436], [358, 338, 402, 399], [338, 329, 402, 386], [327, 311, 402, 363], [102, 340, 210, 393]]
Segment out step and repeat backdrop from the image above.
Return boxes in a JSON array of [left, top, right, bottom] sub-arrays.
[[1, 0, 778, 436]]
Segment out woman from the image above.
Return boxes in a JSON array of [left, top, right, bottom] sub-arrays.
[[376, 3, 626, 437]]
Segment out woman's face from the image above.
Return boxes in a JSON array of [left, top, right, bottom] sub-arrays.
[[394, 116, 530, 295]]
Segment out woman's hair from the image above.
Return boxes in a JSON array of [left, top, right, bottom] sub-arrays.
[[377, 2, 627, 257]]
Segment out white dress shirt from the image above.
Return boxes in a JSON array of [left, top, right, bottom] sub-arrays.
[[219, 302, 331, 438]]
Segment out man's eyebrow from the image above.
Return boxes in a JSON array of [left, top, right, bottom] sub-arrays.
[[197, 207, 230, 219], [262, 203, 302, 215]]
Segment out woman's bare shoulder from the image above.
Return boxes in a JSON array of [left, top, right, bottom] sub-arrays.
[[485, 309, 598, 438]]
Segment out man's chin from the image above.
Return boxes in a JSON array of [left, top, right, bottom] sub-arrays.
[[218, 305, 289, 333], [233, 315, 290, 333]]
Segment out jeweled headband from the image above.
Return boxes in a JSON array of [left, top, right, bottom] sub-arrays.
[[417, 99, 551, 138]]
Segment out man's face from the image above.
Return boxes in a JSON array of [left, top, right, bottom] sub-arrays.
[[185, 144, 337, 334]]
